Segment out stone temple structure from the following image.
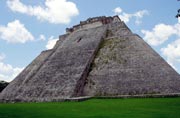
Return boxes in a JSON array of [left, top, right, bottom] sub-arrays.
[[1, 15, 180, 102]]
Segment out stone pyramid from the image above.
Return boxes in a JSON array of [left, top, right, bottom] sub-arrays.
[[1, 16, 180, 102]]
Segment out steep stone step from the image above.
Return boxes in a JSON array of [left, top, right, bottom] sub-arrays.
[[0, 26, 107, 102], [0, 35, 67, 102]]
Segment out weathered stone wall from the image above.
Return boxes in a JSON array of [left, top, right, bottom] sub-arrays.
[[0, 25, 107, 102], [0, 49, 54, 102], [68, 21, 103, 33], [1, 16, 180, 102], [66, 16, 120, 33], [0, 34, 68, 102], [54, 34, 69, 49], [81, 21, 103, 30], [83, 31, 180, 96], [107, 21, 132, 37]]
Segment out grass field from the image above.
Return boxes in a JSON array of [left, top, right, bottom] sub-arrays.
[[0, 98, 180, 118]]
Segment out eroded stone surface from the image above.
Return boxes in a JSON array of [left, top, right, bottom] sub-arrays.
[[0, 25, 107, 102], [83, 34, 180, 96], [1, 16, 180, 102]]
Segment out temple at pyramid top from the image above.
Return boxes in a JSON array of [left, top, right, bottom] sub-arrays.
[[66, 15, 121, 33]]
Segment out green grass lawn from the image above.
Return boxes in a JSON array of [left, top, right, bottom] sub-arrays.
[[0, 98, 180, 118]]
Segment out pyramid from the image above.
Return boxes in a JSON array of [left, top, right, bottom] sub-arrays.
[[1, 16, 180, 102]]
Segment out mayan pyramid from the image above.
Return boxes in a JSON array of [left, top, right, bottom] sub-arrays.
[[1, 16, 180, 102]]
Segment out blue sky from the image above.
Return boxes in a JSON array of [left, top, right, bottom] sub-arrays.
[[0, 0, 180, 82]]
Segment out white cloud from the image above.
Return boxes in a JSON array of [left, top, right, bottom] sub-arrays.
[[134, 10, 149, 25], [0, 54, 23, 82], [118, 13, 132, 23], [113, 7, 122, 14], [113, 7, 149, 25], [38, 34, 46, 41], [46, 36, 58, 49], [0, 53, 6, 61], [141, 23, 180, 46], [161, 39, 180, 71], [0, 20, 34, 43], [7, 0, 79, 24], [142, 21, 180, 71]]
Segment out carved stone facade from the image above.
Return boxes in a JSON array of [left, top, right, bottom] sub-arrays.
[[66, 15, 120, 33]]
